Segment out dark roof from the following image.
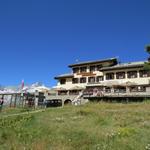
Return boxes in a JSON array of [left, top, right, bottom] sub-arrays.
[[54, 73, 74, 79], [100, 61, 146, 71], [68, 58, 118, 68]]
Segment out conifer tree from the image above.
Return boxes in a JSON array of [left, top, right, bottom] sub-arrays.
[[144, 45, 150, 70]]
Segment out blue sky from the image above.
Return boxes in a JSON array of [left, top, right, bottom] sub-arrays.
[[0, 0, 150, 87]]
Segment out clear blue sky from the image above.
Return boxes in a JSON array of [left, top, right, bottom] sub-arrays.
[[0, 0, 150, 87]]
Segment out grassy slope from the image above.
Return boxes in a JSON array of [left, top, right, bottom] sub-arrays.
[[0, 102, 150, 150]]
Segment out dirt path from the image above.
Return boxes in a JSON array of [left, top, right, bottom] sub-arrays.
[[0, 109, 45, 118]]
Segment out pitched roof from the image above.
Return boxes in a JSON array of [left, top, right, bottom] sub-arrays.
[[100, 61, 146, 71], [54, 73, 74, 79], [68, 57, 118, 67]]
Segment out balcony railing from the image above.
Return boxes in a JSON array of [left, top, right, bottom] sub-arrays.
[[83, 91, 150, 98], [87, 82, 103, 85]]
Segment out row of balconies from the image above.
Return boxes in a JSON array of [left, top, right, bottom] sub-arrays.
[[83, 86, 150, 97], [84, 86, 147, 94], [70, 70, 150, 84], [51, 85, 150, 97]]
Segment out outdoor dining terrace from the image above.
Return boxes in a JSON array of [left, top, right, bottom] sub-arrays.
[[83, 85, 150, 98]]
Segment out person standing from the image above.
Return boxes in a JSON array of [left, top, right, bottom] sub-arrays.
[[0, 97, 4, 112]]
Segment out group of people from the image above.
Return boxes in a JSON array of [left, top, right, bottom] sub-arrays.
[[0, 97, 4, 112]]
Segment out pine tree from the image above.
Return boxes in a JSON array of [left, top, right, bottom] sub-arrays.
[[144, 45, 150, 70], [146, 45, 150, 54]]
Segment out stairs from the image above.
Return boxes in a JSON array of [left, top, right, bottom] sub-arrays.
[[46, 90, 89, 106], [72, 91, 88, 105]]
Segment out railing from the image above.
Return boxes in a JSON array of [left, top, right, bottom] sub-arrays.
[[87, 82, 102, 85], [83, 91, 150, 98]]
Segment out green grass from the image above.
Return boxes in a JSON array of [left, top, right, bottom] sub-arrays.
[[0, 102, 150, 150], [0, 107, 32, 115], [0, 106, 43, 116]]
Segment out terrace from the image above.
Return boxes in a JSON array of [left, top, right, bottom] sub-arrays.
[[83, 84, 150, 98]]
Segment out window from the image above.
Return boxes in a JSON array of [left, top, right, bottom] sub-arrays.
[[105, 87, 111, 93], [72, 78, 78, 84], [58, 91, 68, 95], [96, 76, 104, 82], [116, 72, 125, 79], [80, 77, 86, 83], [90, 66, 96, 72], [48, 93, 56, 96], [69, 90, 80, 95], [60, 79, 66, 84], [127, 71, 137, 78], [138, 86, 146, 92], [134, 86, 146, 92], [114, 87, 126, 93], [80, 67, 87, 73], [88, 77, 95, 83], [73, 68, 79, 73], [130, 86, 138, 92], [139, 70, 150, 78], [106, 73, 114, 80], [97, 65, 102, 71]]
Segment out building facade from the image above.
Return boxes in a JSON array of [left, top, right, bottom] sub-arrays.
[[51, 58, 150, 105]]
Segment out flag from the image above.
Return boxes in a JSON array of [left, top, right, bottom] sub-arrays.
[[21, 80, 24, 89]]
